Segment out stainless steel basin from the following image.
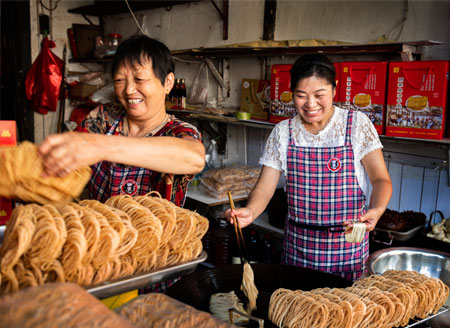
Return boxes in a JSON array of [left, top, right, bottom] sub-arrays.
[[367, 247, 450, 287], [367, 247, 450, 328]]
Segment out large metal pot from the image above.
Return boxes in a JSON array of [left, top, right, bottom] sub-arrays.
[[367, 247, 450, 328], [166, 264, 351, 327]]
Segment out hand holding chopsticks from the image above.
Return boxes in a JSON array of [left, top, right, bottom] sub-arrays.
[[227, 192, 249, 263]]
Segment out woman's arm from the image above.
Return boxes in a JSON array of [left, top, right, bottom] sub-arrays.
[[39, 132, 205, 177], [225, 165, 281, 228], [353, 149, 392, 231]]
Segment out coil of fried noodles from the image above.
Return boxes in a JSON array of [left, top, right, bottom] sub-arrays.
[[0, 141, 91, 204], [0, 193, 209, 294]]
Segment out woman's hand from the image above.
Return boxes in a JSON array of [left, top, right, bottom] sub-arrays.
[[343, 208, 384, 233], [224, 207, 255, 228], [38, 132, 103, 177]]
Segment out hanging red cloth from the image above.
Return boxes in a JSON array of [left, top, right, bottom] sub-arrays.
[[25, 37, 63, 115]]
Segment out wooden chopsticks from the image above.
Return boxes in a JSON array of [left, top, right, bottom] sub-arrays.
[[227, 192, 249, 263]]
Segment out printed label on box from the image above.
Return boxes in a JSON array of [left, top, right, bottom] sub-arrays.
[[386, 61, 449, 140], [269, 65, 297, 123], [339, 62, 388, 135], [240, 79, 270, 120]]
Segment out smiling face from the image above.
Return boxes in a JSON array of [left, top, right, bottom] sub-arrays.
[[113, 57, 173, 122], [293, 75, 336, 130]]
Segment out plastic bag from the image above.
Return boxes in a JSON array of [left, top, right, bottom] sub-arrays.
[[25, 37, 63, 114], [188, 63, 208, 106]]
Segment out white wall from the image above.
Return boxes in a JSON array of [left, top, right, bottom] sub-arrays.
[[30, 0, 100, 144], [29, 0, 450, 218]]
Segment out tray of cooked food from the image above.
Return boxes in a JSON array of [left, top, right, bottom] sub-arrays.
[[0, 193, 209, 297], [166, 262, 450, 328], [373, 209, 427, 244]]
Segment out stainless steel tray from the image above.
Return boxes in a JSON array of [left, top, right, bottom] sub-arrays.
[[86, 251, 207, 299], [1, 225, 207, 299], [404, 306, 449, 327], [372, 224, 425, 244]]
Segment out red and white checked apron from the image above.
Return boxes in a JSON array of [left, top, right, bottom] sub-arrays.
[[281, 110, 369, 281]]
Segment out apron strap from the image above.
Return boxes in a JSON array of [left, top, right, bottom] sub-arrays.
[[344, 110, 354, 146]]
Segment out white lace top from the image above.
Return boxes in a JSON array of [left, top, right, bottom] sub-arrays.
[[259, 106, 383, 198]]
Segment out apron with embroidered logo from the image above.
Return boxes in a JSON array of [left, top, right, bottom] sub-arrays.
[[281, 110, 368, 281], [88, 111, 189, 207]]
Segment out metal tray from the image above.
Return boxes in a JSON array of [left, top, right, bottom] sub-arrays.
[[86, 251, 207, 299], [0, 225, 207, 299], [372, 224, 425, 244]]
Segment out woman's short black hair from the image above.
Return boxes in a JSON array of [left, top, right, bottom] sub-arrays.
[[290, 53, 336, 91], [112, 35, 175, 85]]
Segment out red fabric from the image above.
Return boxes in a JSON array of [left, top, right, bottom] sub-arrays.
[[25, 37, 63, 114]]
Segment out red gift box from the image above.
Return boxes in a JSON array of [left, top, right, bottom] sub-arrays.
[[0, 120, 17, 225], [269, 64, 296, 123], [333, 62, 341, 105], [0, 198, 14, 226], [0, 120, 17, 147], [386, 61, 449, 140], [339, 61, 388, 135]]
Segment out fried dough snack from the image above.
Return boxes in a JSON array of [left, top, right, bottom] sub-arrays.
[[0, 194, 209, 295], [0, 141, 91, 204], [269, 270, 449, 328]]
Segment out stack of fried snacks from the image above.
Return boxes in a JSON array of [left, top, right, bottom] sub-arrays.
[[0, 282, 135, 328], [116, 293, 235, 328], [268, 270, 449, 328], [0, 194, 209, 294], [0, 141, 92, 204]]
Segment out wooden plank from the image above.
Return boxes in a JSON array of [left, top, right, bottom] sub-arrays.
[[398, 165, 424, 211], [420, 168, 439, 218], [263, 0, 277, 41], [387, 162, 402, 210], [436, 170, 450, 218]]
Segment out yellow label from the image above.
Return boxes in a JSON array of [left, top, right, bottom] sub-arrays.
[[1, 130, 11, 137], [343, 67, 349, 73], [406, 96, 428, 111], [0, 210, 6, 216], [393, 67, 400, 73], [273, 69, 278, 74], [353, 93, 371, 108], [280, 91, 293, 103]]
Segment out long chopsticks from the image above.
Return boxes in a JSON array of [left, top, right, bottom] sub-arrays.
[[227, 191, 249, 263]]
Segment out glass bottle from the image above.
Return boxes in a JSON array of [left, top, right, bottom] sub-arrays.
[[248, 229, 259, 264], [178, 78, 187, 109], [262, 233, 273, 263], [171, 79, 181, 109], [213, 219, 231, 265]]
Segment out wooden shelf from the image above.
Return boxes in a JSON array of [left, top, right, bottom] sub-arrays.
[[68, 0, 201, 17], [172, 40, 442, 59]]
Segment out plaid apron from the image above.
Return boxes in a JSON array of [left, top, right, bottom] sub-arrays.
[[88, 111, 182, 292], [281, 110, 368, 281], [88, 111, 186, 206]]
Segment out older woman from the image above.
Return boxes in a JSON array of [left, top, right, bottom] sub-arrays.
[[226, 54, 392, 281], [39, 35, 205, 207]]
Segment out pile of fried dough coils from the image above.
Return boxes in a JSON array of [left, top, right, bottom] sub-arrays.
[[0, 141, 92, 204], [0, 193, 208, 294], [269, 269, 449, 328]]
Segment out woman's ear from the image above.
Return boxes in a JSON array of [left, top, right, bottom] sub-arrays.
[[165, 72, 175, 95]]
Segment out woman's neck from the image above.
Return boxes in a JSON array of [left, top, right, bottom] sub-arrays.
[[126, 111, 169, 137], [301, 106, 334, 135]]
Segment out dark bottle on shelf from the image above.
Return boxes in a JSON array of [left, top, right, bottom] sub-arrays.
[[262, 233, 273, 263], [213, 219, 231, 266], [248, 229, 259, 264], [171, 78, 181, 109], [178, 78, 187, 109]]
